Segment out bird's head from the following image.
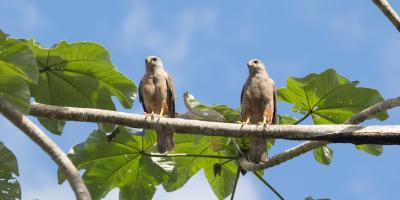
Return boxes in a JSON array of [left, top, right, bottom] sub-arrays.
[[145, 56, 164, 72], [247, 59, 266, 74]]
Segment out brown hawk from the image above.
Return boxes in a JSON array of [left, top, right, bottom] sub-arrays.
[[240, 59, 278, 163], [139, 56, 176, 153]]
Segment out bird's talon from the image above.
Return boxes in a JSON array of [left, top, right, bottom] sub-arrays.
[[237, 121, 249, 125], [144, 112, 152, 118]]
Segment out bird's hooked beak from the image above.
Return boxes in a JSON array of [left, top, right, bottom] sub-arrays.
[[145, 56, 161, 65], [247, 59, 261, 68], [246, 61, 251, 68]]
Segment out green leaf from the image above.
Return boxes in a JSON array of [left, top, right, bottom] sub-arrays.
[[0, 31, 38, 113], [0, 70, 30, 113], [204, 160, 238, 200], [355, 144, 383, 156], [313, 146, 333, 165], [209, 105, 240, 123], [278, 68, 388, 124], [305, 196, 331, 200], [0, 141, 21, 200], [162, 134, 213, 192], [183, 92, 241, 123], [278, 115, 298, 125], [0, 32, 38, 83], [278, 68, 387, 157], [0, 30, 8, 41], [58, 127, 170, 200], [163, 134, 238, 200], [22, 40, 136, 134]]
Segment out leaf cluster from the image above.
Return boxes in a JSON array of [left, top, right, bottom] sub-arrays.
[[0, 29, 389, 199]]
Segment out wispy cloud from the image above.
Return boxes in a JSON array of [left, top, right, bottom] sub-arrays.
[[0, 0, 48, 34], [115, 0, 218, 66]]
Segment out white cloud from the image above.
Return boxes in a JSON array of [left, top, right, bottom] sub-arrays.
[[115, 0, 218, 66], [0, 0, 48, 33]]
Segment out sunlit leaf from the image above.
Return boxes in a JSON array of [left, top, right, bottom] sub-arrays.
[[0, 30, 38, 83], [278, 68, 387, 158], [0, 30, 38, 113], [278, 69, 388, 124], [355, 144, 383, 156], [22, 40, 137, 134], [313, 146, 333, 165]]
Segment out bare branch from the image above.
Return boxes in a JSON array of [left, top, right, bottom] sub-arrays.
[[0, 98, 91, 200], [28, 102, 400, 144], [239, 96, 400, 171], [372, 0, 400, 32], [345, 96, 400, 124]]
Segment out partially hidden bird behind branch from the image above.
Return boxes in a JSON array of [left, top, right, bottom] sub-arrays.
[[139, 56, 176, 153], [240, 59, 278, 163]]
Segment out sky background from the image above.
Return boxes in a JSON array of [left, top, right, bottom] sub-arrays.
[[1, 0, 400, 199]]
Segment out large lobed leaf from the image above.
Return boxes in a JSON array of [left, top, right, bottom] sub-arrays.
[[21, 40, 137, 134], [58, 127, 172, 200], [0, 30, 38, 113], [0, 142, 21, 200], [278, 68, 388, 160], [163, 134, 238, 200], [278, 68, 388, 124]]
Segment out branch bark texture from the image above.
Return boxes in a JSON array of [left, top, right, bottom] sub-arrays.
[[0, 98, 91, 200], [28, 102, 400, 144], [372, 0, 400, 32]]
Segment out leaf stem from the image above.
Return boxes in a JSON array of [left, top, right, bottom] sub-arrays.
[[143, 152, 239, 160], [220, 159, 233, 166], [230, 167, 241, 200], [253, 171, 285, 200], [293, 111, 312, 125]]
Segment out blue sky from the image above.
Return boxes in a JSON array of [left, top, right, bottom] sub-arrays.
[[1, 0, 400, 199]]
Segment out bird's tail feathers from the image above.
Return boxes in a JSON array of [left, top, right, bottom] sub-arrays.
[[249, 138, 268, 163], [157, 130, 175, 153]]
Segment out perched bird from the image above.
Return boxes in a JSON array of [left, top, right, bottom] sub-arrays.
[[240, 59, 278, 163], [139, 56, 176, 153]]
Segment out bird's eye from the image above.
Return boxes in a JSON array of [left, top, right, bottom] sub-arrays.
[[152, 57, 158, 62], [253, 60, 259, 64]]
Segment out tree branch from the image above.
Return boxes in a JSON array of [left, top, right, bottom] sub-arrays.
[[239, 96, 400, 171], [28, 102, 400, 144], [372, 0, 400, 32], [0, 98, 91, 200]]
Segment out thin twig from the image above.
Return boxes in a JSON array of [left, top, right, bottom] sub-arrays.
[[0, 97, 91, 200], [253, 171, 285, 200], [230, 167, 241, 200]]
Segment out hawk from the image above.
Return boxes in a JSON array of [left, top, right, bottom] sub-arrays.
[[240, 59, 278, 163], [139, 56, 176, 153]]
